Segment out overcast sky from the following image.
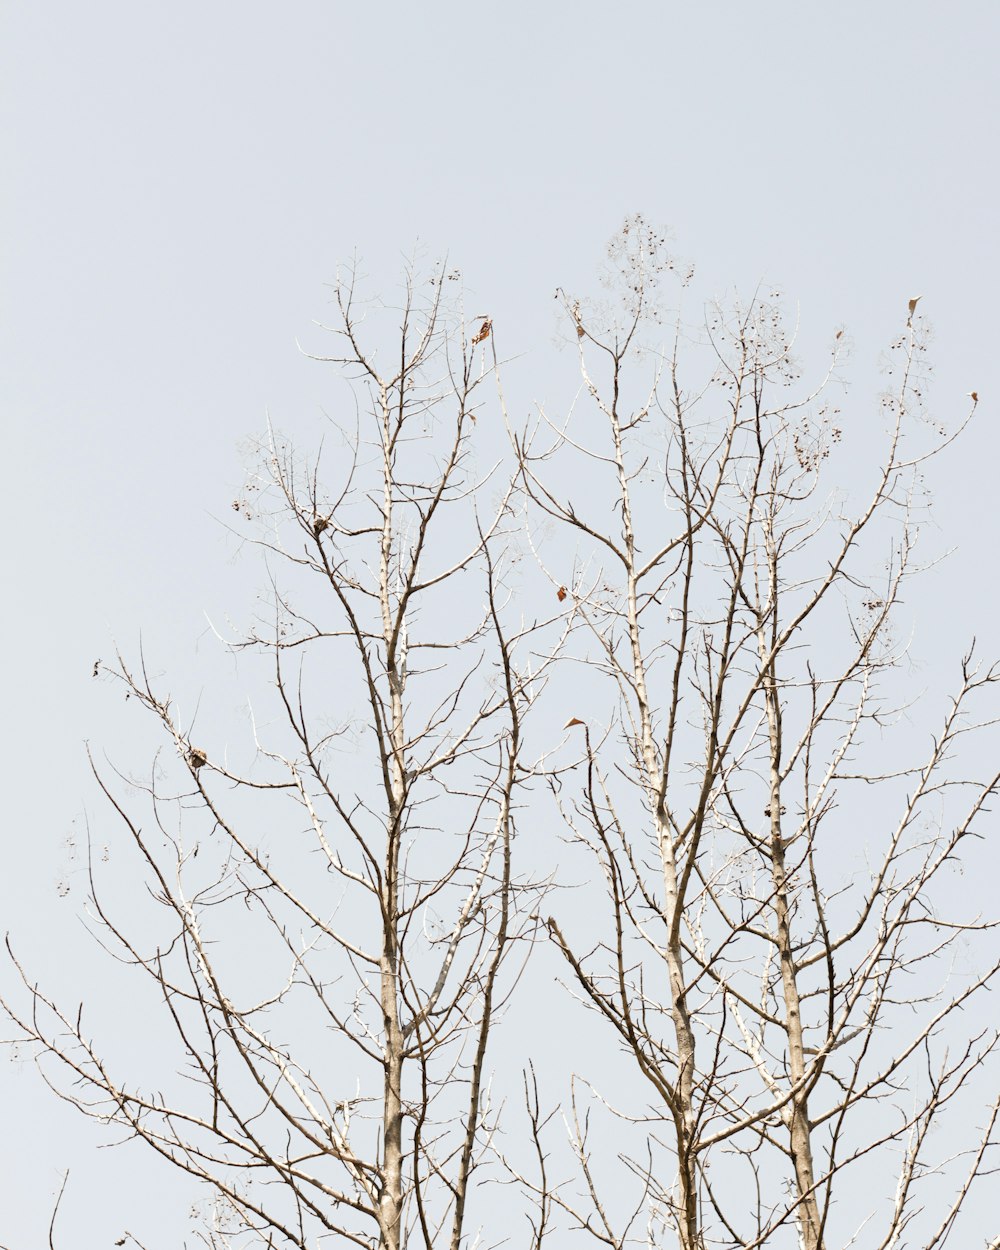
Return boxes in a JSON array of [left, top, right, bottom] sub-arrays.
[[3, 3, 998, 1245]]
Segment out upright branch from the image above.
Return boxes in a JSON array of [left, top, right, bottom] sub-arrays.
[[3, 261, 551, 1250], [517, 217, 997, 1250]]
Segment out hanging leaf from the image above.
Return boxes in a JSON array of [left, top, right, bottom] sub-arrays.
[[556, 586, 568, 602]]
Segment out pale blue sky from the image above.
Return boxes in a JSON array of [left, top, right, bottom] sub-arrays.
[[3, 2, 998, 1244]]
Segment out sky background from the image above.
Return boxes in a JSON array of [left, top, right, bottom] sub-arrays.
[[3, 2, 999, 1245]]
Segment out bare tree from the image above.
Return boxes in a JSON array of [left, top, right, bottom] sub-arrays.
[[5, 226, 997, 1250], [512, 218, 998, 1250], [3, 264, 551, 1250]]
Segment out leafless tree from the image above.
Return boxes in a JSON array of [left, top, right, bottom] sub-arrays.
[[5, 226, 997, 1250], [3, 263, 553, 1250], [511, 218, 998, 1250]]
